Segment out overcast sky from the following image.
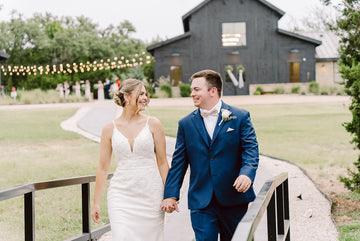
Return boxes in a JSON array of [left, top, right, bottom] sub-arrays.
[[0, 0, 340, 42]]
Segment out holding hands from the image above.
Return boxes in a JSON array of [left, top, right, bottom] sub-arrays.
[[161, 198, 179, 213], [160, 175, 251, 214]]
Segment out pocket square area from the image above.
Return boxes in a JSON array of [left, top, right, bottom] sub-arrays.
[[226, 127, 235, 132]]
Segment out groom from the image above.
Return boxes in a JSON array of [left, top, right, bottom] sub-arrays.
[[161, 70, 259, 241]]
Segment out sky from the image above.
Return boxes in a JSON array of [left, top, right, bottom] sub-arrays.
[[0, 0, 340, 42]]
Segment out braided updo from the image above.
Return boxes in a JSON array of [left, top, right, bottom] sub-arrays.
[[113, 78, 150, 107]]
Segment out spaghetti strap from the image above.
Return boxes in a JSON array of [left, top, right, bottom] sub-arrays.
[[146, 117, 150, 126], [112, 120, 116, 128]]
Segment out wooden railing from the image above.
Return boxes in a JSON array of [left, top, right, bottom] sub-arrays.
[[233, 172, 290, 241], [0, 174, 113, 241], [1, 172, 290, 241]]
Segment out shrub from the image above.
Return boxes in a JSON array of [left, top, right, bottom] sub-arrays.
[[146, 85, 154, 96], [309, 81, 319, 94], [291, 86, 300, 94], [157, 75, 171, 86], [254, 86, 263, 95], [320, 90, 329, 95], [179, 84, 191, 97], [340, 158, 360, 193], [274, 88, 285, 94], [0, 89, 88, 105], [160, 84, 172, 98]]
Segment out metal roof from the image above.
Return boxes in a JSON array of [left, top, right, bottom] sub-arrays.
[[182, 0, 285, 23], [296, 31, 340, 60], [0, 52, 10, 62], [146, 32, 191, 54], [278, 29, 322, 46]]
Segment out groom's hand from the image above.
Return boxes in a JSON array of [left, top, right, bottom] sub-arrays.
[[161, 198, 179, 213], [233, 175, 252, 193]]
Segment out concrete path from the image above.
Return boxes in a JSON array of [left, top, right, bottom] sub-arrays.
[[58, 95, 348, 241]]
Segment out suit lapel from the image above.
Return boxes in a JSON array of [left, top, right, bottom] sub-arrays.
[[191, 109, 211, 147], [211, 102, 230, 145]]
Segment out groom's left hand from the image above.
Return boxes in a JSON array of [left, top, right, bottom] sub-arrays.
[[233, 175, 252, 193]]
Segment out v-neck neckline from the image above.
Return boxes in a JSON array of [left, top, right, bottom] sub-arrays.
[[114, 121, 148, 153]]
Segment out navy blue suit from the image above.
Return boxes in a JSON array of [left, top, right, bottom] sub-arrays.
[[164, 102, 259, 241]]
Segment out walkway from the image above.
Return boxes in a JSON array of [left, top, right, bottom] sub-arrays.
[[60, 95, 348, 241]]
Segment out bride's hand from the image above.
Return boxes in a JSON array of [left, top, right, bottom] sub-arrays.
[[91, 204, 101, 223], [161, 198, 179, 213]]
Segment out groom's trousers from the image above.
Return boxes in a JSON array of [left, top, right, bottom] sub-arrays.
[[190, 194, 248, 241]]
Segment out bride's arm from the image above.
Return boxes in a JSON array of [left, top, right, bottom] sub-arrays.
[[150, 117, 169, 185], [91, 122, 113, 223]]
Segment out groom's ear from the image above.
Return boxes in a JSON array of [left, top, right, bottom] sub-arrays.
[[209, 87, 218, 96]]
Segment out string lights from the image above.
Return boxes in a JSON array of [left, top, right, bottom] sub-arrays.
[[0, 52, 152, 77]]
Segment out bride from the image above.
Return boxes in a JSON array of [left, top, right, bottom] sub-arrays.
[[91, 78, 169, 241]]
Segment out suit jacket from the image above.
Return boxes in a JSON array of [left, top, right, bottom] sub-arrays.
[[164, 102, 259, 210]]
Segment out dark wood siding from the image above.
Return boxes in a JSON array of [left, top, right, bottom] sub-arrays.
[[148, 0, 319, 95]]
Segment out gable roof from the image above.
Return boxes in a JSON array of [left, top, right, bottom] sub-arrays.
[[296, 31, 340, 60], [278, 29, 322, 46], [0, 52, 10, 62], [182, 0, 285, 32], [146, 32, 191, 54], [146, 1, 320, 53]]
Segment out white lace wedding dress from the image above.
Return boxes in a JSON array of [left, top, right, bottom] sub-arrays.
[[107, 118, 164, 241]]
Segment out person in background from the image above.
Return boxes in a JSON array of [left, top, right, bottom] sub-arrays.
[[104, 78, 112, 99], [110, 80, 119, 98], [75, 81, 81, 98], [10, 86, 17, 100], [56, 83, 64, 98], [97, 80, 104, 101], [85, 80, 91, 100], [64, 81, 70, 98]]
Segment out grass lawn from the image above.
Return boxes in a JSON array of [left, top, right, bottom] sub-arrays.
[[0, 108, 115, 241], [0, 101, 359, 240], [145, 102, 358, 169]]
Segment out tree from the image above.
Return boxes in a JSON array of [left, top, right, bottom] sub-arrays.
[[284, 1, 339, 31], [322, 0, 360, 192], [0, 12, 148, 89]]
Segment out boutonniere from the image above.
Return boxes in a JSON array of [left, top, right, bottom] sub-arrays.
[[219, 109, 236, 126]]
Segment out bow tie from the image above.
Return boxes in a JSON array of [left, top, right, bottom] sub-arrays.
[[200, 108, 219, 118]]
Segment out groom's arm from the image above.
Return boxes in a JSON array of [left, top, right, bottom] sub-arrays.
[[238, 111, 259, 183], [161, 122, 188, 213], [163, 122, 189, 200]]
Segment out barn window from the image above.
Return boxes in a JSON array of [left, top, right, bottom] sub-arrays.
[[222, 22, 246, 47]]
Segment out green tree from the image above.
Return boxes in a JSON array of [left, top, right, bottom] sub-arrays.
[[0, 11, 148, 90], [322, 0, 360, 192]]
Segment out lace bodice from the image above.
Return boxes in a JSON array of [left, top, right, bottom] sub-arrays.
[[111, 118, 156, 169]]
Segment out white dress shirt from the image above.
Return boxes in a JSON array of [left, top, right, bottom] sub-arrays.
[[200, 100, 222, 139]]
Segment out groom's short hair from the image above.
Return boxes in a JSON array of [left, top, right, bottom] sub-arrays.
[[191, 70, 223, 97]]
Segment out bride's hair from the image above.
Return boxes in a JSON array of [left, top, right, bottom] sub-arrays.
[[113, 78, 150, 107]]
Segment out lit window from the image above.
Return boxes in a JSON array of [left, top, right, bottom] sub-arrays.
[[222, 22, 246, 47]]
